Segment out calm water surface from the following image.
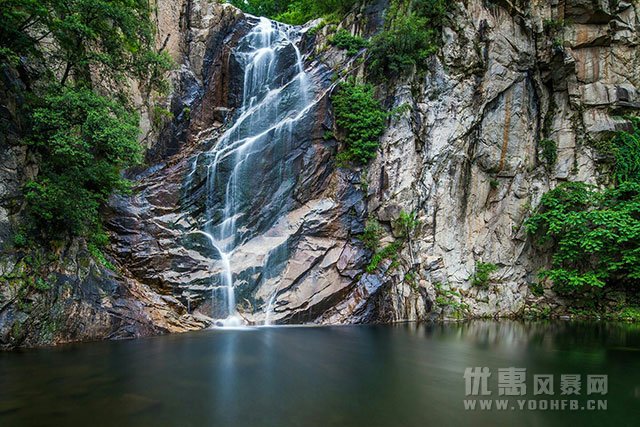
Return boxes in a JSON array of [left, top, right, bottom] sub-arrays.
[[1, 321, 639, 426]]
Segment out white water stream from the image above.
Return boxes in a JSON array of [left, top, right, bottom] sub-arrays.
[[188, 18, 316, 326]]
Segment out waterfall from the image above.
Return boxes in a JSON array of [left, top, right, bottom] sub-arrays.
[[187, 17, 316, 326]]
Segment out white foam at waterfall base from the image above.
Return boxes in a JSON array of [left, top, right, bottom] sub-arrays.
[[186, 17, 316, 327]]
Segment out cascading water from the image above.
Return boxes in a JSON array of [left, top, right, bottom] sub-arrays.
[[186, 17, 317, 326]]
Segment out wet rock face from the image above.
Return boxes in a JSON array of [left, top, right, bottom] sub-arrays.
[[0, 243, 208, 350], [108, 4, 361, 325]]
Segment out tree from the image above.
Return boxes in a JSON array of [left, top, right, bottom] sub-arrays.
[[1, 0, 167, 242], [368, 0, 451, 79], [1, 0, 167, 87], [25, 87, 142, 237]]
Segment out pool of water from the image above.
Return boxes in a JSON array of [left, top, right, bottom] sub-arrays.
[[1, 322, 639, 426]]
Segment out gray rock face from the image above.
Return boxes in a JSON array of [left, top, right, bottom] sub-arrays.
[[108, 0, 640, 326], [359, 0, 640, 318]]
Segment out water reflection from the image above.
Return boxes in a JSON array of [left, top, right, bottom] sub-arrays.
[[0, 322, 638, 426]]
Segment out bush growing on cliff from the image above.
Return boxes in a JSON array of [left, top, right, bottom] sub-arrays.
[[396, 211, 421, 240], [368, 0, 450, 79], [25, 87, 142, 237], [470, 262, 498, 288], [361, 219, 384, 251], [540, 139, 558, 169], [527, 120, 640, 291], [329, 29, 369, 56], [331, 79, 387, 165], [367, 241, 402, 273], [526, 181, 640, 290], [369, 14, 435, 78], [611, 118, 640, 184], [1, 0, 170, 88]]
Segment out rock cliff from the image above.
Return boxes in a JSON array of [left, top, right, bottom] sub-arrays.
[[1, 0, 639, 347]]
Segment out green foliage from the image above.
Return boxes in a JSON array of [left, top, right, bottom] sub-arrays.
[[367, 241, 401, 273], [359, 173, 369, 193], [87, 243, 115, 270], [0, 0, 167, 88], [12, 232, 28, 248], [134, 50, 175, 96], [307, 20, 326, 37], [433, 282, 469, 318], [611, 118, 640, 184], [470, 262, 498, 287], [362, 211, 421, 274], [528, 281, 545, 297], [152, 106, 174, 129], [182, 107, 191, 121], [552, 38, 564, 50], [229, 0, 358, 25], [361, 219, 384, 251], [543, 19, 565, 33], [331, 79, 387, 165], [618, 306, 640, 321], [25, 87, 142, 238], [329, 29, 369, 56], [368, 0, 450, 79], [0, 249, 54, 296], [1, 0, 169, 246], [540, 139, 558, 169], [525, 304, 552, 320], [404, 271, 418, 290], [323, 130, 335, 140], [526, 181, 640, 291], [395, 210, 421, 240], [369, 14, 435, 78], [527, 121, 640, 292]]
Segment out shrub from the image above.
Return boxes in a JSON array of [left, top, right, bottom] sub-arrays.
[[329, 29, 369, 56], [368, 0, 450, 79], [331, 79, 387, 165], [151, 105, 174, 129], [367, 241, 402, 273], [434, 283, 469, 318], [369, 14, 435, 78], [395, 210, 421, 240], [361, 219, 384, 251], [526, 181, 640, 291], [25, 87, 142, 238], [527, 121, 640, 291], [618, 307, 640, 321], [611, 117, 640, 184], [471, 262, 498, 287], [543, 19, 565, 33], [12, 232, 28, 248]]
